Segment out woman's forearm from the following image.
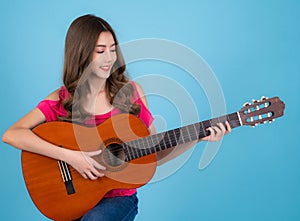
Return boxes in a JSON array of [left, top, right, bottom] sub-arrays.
[[2, 128, 68, 162]]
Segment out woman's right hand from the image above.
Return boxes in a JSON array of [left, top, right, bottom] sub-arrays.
[[64, 149, 106, 180]]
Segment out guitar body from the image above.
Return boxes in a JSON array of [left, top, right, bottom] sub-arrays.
[[21, 114, 157, 221]]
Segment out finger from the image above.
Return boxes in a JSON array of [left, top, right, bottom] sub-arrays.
[[217, 123, 226, 134], [85, 171, 98, 180], [90, 167, 105, 178], [212, 125, 222, 137], [207, 127, 215, 136], [206, 127, 215, 141], [89, 158, 106, 170], [225, 121, 232, 133], [85, 149, 102, 157], [208, 126, 224, 141], [81, 172, 88, 179]]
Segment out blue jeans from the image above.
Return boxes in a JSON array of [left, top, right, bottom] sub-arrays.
[[78, 193, 138, 221]]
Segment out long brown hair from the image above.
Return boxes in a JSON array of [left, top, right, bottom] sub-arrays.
[[61, 14, 140, 122]]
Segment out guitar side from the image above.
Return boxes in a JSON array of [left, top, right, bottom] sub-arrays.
[[21, 114, 157, 221]]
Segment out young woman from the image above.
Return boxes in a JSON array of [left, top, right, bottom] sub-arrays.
[[2, 14, 231, 221]]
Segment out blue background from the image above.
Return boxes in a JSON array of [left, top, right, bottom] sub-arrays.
[[1, 0, 299, 220]]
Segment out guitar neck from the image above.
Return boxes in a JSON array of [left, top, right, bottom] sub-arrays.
[[124, 112, 241, 161]]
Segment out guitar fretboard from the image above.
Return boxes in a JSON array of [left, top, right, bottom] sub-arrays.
[[123, 112, 241, 161]]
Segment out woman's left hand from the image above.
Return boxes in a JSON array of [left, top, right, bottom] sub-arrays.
[[201, 121, 231, 142]]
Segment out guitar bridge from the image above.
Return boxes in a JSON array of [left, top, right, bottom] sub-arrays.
[[58, 160, 76, 195]]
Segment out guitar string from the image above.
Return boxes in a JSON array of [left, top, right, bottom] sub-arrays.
[[70, 114, 240, 162], [61, 118, 241, 169], [100, 118, 242, 162], [63, 119, 242, 176], [61, 104, 278, 173], [107, 117, 240, 154], [82, 109, 269, 162]]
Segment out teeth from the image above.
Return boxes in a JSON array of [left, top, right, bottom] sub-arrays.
[[101, 66, 110, 71]]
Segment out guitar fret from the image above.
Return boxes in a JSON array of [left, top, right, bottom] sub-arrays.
[[170, 129, 178, 146], [147, 138, 153, 154], [145, 137, 152, 155], [192, 123, 199, 139], [200, 121, 207, 137], [177, 128, 182, 142], [131, 141, 139, 159], [173, 129, 179, 146], [184, 126, 192, 142], [124, 143, 132, 161], [179, 128, 185, 144], [209, 119, 213, 128], [151, 134, 158, 153], [149, 136, 156, 154], [172, 129, 177, 145], [160, 133, 167, 150], [129, 143, 136, 160], [187, 126, 192, 141], [139, 139, 146, 157], [187, 124, 197, 141], [155, 133, 163, 152], [144, 138, 150, 155], [166, 131, 172, 147], [138, 139, 145, 157]]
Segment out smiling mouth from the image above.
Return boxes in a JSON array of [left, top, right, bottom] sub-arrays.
[[100, 65, 111, 72]]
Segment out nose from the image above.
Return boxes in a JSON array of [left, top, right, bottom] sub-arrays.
[[104, 49, 113, 63]]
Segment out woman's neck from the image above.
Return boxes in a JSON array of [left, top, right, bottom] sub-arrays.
[[87, 75, 107, 96]]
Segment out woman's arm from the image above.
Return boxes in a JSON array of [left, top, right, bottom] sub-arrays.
[[151, 122, 231, 165], [134, 83, 231, 166], [2, 90, 105, 180]]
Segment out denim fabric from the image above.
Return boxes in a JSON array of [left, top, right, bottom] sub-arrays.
[[77, 193, 138, 221]]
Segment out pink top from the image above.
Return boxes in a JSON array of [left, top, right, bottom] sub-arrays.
[[37, 82, 154, 198]]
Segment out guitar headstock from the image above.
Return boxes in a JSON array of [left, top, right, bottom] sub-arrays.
[[238, 96, 285, 127]]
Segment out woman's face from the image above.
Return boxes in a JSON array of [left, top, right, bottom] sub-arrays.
[[91, 31, 117, 79]]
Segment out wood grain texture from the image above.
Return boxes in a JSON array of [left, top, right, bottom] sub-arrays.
[[22, 114, 156, 221]]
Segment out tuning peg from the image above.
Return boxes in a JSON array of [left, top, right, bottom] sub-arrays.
[[251, 123, 259, 128], [252, 99, 260, 103], [260, 96, 268, 101], [243, 102, 251, 107]]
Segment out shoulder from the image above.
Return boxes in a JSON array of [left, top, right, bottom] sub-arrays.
[[130, 81, 149, 108], [131, 81, 145, 96], [44, 86, 68, 101], [44, 89, 60, 101]]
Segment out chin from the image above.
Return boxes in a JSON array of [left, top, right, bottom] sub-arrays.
[[95, 71, 111, 80]]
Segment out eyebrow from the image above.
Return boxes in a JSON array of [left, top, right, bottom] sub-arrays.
[[96, 43, 116, 47]]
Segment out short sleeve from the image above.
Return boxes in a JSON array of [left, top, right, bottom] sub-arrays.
[[130, 81, 154, 128], [36, 87, 68, 122]]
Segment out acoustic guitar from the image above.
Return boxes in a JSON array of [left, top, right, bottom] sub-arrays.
[[21, 96, 285, 220]]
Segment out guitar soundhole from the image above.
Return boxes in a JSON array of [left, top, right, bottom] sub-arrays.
[[103, 143, 125, 167]]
